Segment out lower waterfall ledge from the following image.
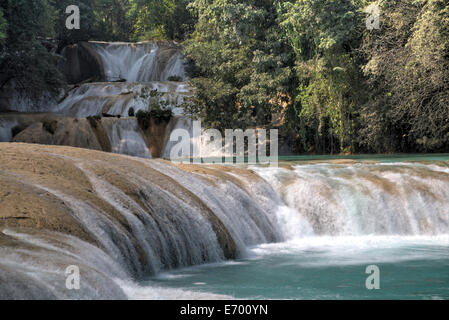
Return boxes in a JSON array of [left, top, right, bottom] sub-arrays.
[[0, 143, 281, 294]]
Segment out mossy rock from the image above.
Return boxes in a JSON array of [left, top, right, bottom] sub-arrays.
[[167, 75, 183, 82]]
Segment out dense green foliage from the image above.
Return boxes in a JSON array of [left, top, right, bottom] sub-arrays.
[[50, 0, 132, 47], [131, 0, 194, 40], [279, 0, 365, 153], [0, 0, 63, 95], [183, 0, 296, 131], [184, 0, 449, 154], [360, 0, 449, 153], [0, 0, 447, 153], [0, 7, 6, 45]]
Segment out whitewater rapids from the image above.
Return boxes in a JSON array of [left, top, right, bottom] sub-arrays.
[[0, 144, 448, 299]]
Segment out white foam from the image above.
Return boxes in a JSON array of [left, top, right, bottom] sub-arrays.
[[91, 42, 186, 82], [116, 279, 233, 300], [250, 235, 449, 266], [252, 163, 449, 237]]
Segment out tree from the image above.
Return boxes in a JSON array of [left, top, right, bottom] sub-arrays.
[[131, 0, 195, 40], [184, 0, 296, 131], [93, 0, 135, 41], [50, 0, 135, 47], [279, 0, 366, 153], [0, 0, 64, 96], [0, 7, 6, 46], [50, 0, 100, 48], [360, 0, 449, 152]]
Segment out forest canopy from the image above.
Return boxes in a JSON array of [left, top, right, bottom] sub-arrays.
[[0, 0, 448, 154]]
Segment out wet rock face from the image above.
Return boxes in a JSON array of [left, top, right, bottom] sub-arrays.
[[61, 42, 105, 84], [1, 144, 284, 283], [0, 144, 283, 278], [11, 117, 103, 151], [1, 113, 176, 159]]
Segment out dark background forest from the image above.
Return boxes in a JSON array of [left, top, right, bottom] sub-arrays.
[[1, 0, 448, 154]]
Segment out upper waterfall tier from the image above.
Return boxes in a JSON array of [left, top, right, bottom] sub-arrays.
[[90, 42, 186, 82], [0, 41, 189, 113], [61, 41, 187, 84]]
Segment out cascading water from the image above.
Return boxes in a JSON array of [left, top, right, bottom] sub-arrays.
[[0, 41, 191, 159], [101, 118, 152, 158], [0, 146, 283, 299], [140, 160, 283, 252], [144, 161, 449, 300], [161, 117, 232, 160], [90, 42, 186, 82], [53, 82, 190, 118], [1, 39, 448, 299], [0, 229, 129, 300], [1, 144, 449, 299], [252, 162, 449, 237], [1, 42, 188, 115]]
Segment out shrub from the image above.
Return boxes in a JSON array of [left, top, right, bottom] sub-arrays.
[[167, 75, 183, 82], [136, 110, 151, 130], [136, 105, 173, 130], [128, 107, 135, 117], [150, 108, 173, 125]]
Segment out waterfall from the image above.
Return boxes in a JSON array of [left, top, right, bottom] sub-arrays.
[[1, 85, 59, 113], [1, 81, 190, 117], [56, 82, 190, 118], [162, 117, 192, 159], [90, 42, 186, 82], [160, 52, 186, 82], [0, 229, 130, 300], [1, 143, 449, 299], [2, 41, 189, 116], [161, 117, 235, 160], [102, 118, 152, 158], [139, 160, 283, 253], [0, 146, 284, 298], [2, 41, 448, 300], [252, 162, 449, 238], [0, 41, 192, 161]]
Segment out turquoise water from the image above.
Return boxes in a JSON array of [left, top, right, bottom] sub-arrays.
[[146, 236, 449, 300], [132, 160, 449, 300], [279, 154, 449, 163], [169, 154, 449, 165]]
